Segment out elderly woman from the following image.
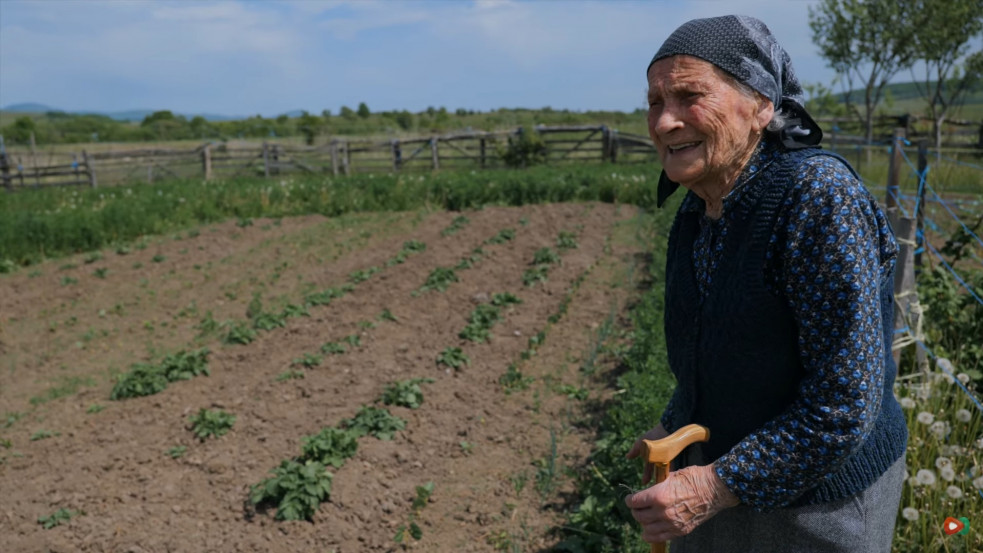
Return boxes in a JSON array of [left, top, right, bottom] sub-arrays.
[[624, 15, 908, 553]]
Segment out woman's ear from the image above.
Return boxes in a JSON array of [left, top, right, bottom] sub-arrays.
[[754, 97, 775, 132]]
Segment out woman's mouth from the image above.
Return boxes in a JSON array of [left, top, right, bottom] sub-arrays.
[[668, 141, 701, 153]]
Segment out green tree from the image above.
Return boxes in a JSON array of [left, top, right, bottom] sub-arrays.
[[5, 116, 37, 144], [297, 111, 323, 145], [907, 0, 983, 152], [340, 105, 356, 120], [189, 115, 212, 138], [808, 0, 922, 143], [357, 102, 371, 119]]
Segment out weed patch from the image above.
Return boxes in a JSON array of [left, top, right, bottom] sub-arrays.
[[38, 508, 80, 529]]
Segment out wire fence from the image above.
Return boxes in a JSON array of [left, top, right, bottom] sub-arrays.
[[885, 132, 983, 417]]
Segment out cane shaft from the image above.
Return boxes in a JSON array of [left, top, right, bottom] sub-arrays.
[[650, 461, 670, 553]]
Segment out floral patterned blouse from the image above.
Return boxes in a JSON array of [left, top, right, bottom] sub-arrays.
[[660, 137, 899, 509]]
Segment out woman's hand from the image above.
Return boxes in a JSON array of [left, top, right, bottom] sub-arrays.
[[624, 464, 740, 543], [625, 424, 669, 484]]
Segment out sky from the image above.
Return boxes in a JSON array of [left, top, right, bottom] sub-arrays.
[[0, 0, 842, 117]]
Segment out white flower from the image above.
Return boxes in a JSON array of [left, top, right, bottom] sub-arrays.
[[936, 457, 952, 470], [937, 357, 954, 373], [916, 469, 937, 486], [973, 477, 983, 490], [977, 437, 983, 449], [956, 409, 972, 423], [946, 485, 963, 499], [941, 467, 956, 482], [930, 421, 950, 438], [957, 373, 971, 384], [908, 476, 920, 488], [902, 507, 920, 521], [917, 412, 935, 425], [900, 397, 916, 409]]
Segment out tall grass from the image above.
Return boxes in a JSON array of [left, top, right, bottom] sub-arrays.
[[0, 164, 659, 268]]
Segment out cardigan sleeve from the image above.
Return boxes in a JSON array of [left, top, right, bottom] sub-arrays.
[[713, 155, 898, 510]]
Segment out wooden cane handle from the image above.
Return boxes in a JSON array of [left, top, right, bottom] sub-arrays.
[[641, 424, 710, 553], [641, 423, 710, 465]]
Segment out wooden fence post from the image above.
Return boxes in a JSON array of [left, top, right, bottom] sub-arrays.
[[202, 144, 213, 181], [885, 128, 905, 210], [391, 139, 401, 172], [262, 142, 271, 178], [915, 141, 928, 269], [0, 135, 11, 192], [888, 209, 919, 369], [82, 150, 97, 188], [342, 141, 350, 176], [479, 138, 486, 169], [430, 137, 439, 170], [30, 132, 40, 188], [330, 140, 339, 176]]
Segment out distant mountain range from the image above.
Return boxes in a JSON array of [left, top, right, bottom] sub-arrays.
[[0, 103, 250, 122]]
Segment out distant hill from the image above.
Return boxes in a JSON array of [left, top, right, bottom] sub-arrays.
[[839, 81, 983, 120], [0, 104, 243, 122], [3, 102, 61, 113]]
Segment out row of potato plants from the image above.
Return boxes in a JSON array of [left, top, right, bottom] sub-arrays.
[[108, 239, 428, 401], [249, 378, 430, 522]]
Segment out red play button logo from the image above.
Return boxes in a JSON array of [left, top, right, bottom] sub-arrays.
[[943, 517, 965, 536]]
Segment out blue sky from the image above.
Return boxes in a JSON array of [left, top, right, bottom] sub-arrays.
[[1, 0, 840, 117]]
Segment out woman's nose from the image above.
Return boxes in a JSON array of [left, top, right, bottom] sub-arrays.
[[650, 104, 683, 136]]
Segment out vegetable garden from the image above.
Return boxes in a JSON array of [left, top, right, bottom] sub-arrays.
[[0, 157, 981, 552]]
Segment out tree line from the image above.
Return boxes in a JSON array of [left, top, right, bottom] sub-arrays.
[[0, 104, 643, 147], [809, 0, 983, 148]]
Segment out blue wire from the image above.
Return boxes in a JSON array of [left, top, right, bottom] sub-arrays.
[[925, 240, 983, 307], [926, 183, 983, 250], [941, 155, 983, 172]]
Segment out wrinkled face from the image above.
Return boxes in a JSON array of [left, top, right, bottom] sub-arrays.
[[646, 55, 773, 190]]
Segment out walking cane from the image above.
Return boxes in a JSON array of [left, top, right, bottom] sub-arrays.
[[640, 424, 711, 553]]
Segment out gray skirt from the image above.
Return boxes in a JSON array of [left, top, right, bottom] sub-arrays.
[[669, 455, 906, 553]]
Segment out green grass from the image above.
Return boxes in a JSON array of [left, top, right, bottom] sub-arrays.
[[0, 164, 661, 268]]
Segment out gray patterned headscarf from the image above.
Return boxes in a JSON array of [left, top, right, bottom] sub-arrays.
[[649, 15, 823, 206]]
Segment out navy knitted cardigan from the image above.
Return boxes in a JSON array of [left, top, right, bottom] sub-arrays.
[[662, 147, 908, 507]]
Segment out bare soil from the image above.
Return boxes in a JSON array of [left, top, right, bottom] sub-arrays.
[[0, 202, 651, 553]]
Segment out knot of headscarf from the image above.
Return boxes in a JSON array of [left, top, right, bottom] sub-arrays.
[[649, 15, 823, 207]]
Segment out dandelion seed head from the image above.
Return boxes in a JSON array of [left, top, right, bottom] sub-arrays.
[[956, 409, 972, 423], [902, 507, 919, 521], [930, 420, 949, 438], [916, 469, 937, 486], [917, 412, 935, 425], [973, 476, 983, 490], [941, 467, 956, 482], [937, 358, 954, 373], [900, 397, 916, 409], [936, 457, 952, 470], [946, 485, 963, 499]]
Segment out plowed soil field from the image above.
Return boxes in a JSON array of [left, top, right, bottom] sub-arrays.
[[0, 202, 653, 552]]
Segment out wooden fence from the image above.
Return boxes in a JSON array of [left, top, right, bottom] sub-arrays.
[[0, 125, 657, 191]]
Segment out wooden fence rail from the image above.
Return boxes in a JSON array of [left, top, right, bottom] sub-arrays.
[[2, 118, 981, 191], [0, 125, 655, 191]]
